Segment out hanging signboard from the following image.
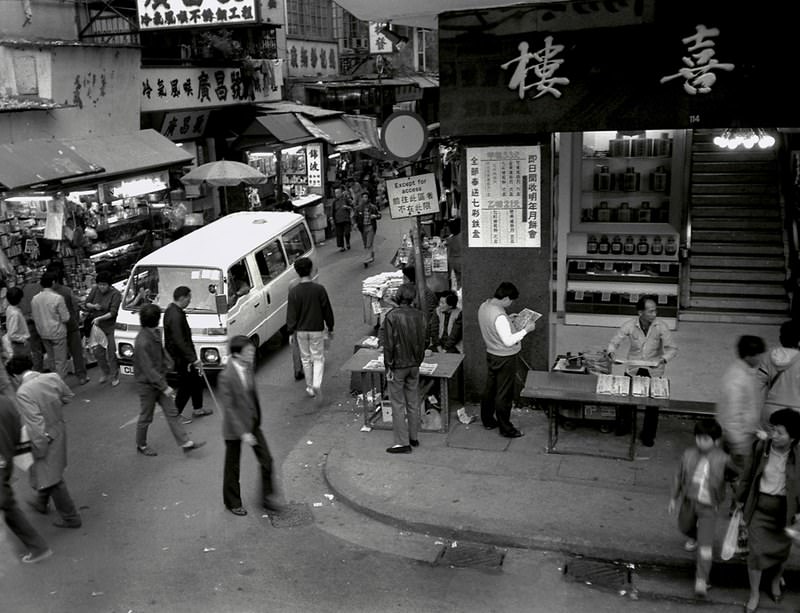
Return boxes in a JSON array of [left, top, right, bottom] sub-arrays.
[[136, 0, 257, 30], [369, 22, 393, 55], [386, 173, 438, 219], [466, 145, 541, 248], [306, 143, 322, 188], [161, 111, 210, 141]]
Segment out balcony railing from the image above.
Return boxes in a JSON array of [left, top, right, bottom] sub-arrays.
[[77, 0, 139, 45]]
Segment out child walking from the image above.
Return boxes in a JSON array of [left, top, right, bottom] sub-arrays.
[[668, 419, 736, 597]]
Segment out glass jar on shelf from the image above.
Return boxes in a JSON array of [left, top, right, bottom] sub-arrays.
[[637, 236, 649, 255], [587, 234, 599, 254], [598, 235, 611, 254], [651, 235, 664, 255]]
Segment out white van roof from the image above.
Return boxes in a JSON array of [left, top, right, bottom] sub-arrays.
[[135, 211, 306, 270]]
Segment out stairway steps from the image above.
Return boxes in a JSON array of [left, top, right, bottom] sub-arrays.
[[690, 282, 786, 296], [688, 296, 789, 311], [691, 183, 778, 195], [692, 162, 778, 174], [690, 268, 786, 282], [690, 243, 784, 256], [691, 195, 782, 207], [690, 255, 784, 268], [690, 218, 782, 231], [692, 230, 781, 242], [691, 206, 780, 218], [691, 147, 778, 161]]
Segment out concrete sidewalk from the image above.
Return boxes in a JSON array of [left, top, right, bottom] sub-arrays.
[[296, 399, 800, 607]]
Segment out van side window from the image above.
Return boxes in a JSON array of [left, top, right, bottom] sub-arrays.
[[227, 260, 253, 308], [254, 239, 287, 284], [282, 223, 312, 264]]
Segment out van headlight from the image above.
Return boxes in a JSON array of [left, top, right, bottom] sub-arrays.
[[204, 327, 227, 336], [201, 348, 220, 364], [119, 343, 134, 359], [115, 323, 128, 331]]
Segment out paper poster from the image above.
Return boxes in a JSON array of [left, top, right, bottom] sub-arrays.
[[44, 200, 65, 240], [466, 146, 541, 248]]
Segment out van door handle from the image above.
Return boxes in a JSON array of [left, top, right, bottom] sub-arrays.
[[229, 319, 236, 325], [267, 293, 271, 304], [254, 303, 260, 308]]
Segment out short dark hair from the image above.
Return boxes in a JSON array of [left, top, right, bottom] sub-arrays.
[[229, 334, 254, 356], [45, 261, 65, 283], [396, 283, 416, 305], [139, 304, 161, 328], [737, 335, 766, 359], [294, 257, 313, 277], [636, 295, 657, 311], [494, 282, 519, 301], [779, 320, 800, 349], [40, 271, 57, 288], [96, 271, 112, 284], [694, 418, 722, 440], [173, 286, 191, 301], [770, 408, 800, 441], [6, 286, 23, 306], [6, 354, 33, 376], [402, 266, 416, 283], [442, 290, 458, 308]]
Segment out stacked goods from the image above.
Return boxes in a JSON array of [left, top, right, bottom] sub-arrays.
[[583, 347, 612, 375]]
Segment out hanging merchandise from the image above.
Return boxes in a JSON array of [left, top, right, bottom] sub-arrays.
[[23, 238, 39, 259], [44, 198, 65, 240]]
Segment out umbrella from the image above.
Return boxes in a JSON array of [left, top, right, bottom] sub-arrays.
[[181, 160, 268, 187]]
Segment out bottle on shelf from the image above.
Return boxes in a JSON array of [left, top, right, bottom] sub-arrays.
[[651, 235, 664, 255], [665, 235, 678, 256], [638, 201, 652, 223], [597, 201, 611, 222], [617, 202, 631, 222], [650, 165, 668, 192], [623, 166, 640, 192], [637, 236, 650, 255], [598, 235, 611, 254], [594, 165, 611, 191], [586, 234, 599, 254], [623, 235, 636, 255], [610, 235, 623, 255], [631, 138, 649, 157], [581, 206, 595, 222]]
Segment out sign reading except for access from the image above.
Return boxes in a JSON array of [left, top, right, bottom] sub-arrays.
[[386, 173, 438, 219]]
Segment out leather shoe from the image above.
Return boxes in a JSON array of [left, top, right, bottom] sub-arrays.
[[192, 408, 213, 417], [294, 371, 305, 381], [501, 429, 524, 438], [409, 439, 419, 447], [227, 506, 247, 516], [483, 424, 498, 430], [137, 445, 158, 456], [53, 520, 82, 529], [386, 445, 412, 454], [182, 441, 207, 453], [640, 438, 655, 447]]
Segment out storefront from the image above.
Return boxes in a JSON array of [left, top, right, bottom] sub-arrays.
[[438, 0, 798, 400]]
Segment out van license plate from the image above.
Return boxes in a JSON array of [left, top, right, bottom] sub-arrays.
[[121, 365, 135, 376]]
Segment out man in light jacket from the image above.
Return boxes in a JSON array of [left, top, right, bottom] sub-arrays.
[[30, 271, 70, 381], [757, 319, 800, 423]]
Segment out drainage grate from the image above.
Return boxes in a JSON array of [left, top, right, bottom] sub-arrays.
[[563, 557, 632, 591], [267, 503, 314, 528], [435, 543, 505, 569]]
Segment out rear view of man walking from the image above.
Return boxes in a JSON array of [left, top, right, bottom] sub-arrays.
[[286, 257, 334, 400]]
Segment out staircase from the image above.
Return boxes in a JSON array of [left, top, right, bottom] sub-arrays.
[[681, 129, 789, 324]]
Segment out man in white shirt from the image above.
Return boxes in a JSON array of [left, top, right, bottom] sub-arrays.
[[477, 282, 536, 438], [30, 272, 70, 381]]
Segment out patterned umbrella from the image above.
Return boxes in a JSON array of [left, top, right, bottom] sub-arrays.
[[180, 160, 267, 187]]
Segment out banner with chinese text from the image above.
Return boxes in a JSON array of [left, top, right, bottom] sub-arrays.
[[466, 146, 541, 248], [306, 143, 322, 188], [136, 0, 258, 30]]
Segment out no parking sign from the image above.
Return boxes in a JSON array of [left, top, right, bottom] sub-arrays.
[[385, 173, 438, 219]]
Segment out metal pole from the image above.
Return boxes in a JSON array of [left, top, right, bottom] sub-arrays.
[[413, 216, 426, 309]]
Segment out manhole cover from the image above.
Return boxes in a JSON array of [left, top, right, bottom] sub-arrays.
[[435, 543, 505, 568], [563, 558, 632, 591], [267, 503, 314, 528]]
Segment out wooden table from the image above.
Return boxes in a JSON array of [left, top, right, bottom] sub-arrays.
[[520, 370, 716, 460], [340, 348, 464, 433]]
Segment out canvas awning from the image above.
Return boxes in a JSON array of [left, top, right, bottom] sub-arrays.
[[232, 113, 315, 150], [294, 115, 372, 153], [0, 139, 103, 191]]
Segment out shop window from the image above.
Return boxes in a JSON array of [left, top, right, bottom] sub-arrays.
[[282, 225, 312, 264], [227, 260, 253, 308], [287, 0, 333, 40], [254, 240, 287, 284]]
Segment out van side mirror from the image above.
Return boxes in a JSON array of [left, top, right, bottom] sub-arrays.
[[215, 294, 229, 315]]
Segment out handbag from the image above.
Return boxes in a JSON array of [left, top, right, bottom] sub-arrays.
[[721, 508, 742, 560], [13, 425, 34, 472]]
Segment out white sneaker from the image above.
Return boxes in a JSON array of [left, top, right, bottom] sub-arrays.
[[684, 539, 698, 552], [694, 578, 707, 597], [305, 386, 316, 398]]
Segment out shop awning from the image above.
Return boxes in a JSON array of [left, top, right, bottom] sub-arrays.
[[0, 139, 103, 191], [294, 114, 372, 153], [255, 102, 341, 119], [232, 114, 315, 150], [60, 129, 193, 185], [343, 114, 384, 151]]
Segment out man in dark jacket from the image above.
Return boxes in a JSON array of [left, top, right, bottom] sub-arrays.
[[85, 270, 122, 386], [134, 304, 205, 456], [382, 284, 427, 454], [286, 257, 334, 400], [0, 395, 51, 563], [163, 286, 210, 424], [331, 186, 352, 251]]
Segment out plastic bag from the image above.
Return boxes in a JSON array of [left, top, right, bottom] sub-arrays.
[[88, 323, 108, 350], [721, 508, 742, 560]]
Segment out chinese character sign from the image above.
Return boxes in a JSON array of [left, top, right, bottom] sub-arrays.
[[136, 0, 257, 30], [369, 22, 392, 55], [386, 174, 439, 219], [660, 24, 734, 95], [501, 36, 570, 100], [466, 146, 540, 248], [306, 143, 322, 188], [160, 111, 209, 141]]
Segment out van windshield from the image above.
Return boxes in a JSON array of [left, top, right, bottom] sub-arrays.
[[123, 265, 223, 314]]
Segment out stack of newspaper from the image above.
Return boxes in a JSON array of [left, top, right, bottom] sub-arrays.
[[631, 376, 651, 397], [596, 374, 631, 396], [650, 377, 670, 399]]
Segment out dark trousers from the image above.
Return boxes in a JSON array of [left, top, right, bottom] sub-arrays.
[[175, 362, 204, 413], [26, 319, 44, 372], [223, 429, 274, 509], [34, 479, 80, 524], [66, 326, 87, 380], [481, 352, 518, 434], [335, 221, 351, 248], [136, 384, 188, 448], [2, 477, 49, 555], [634, 368, 659, 444]]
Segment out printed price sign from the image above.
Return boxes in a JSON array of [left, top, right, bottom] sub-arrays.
[[386, 173, 438, 219]]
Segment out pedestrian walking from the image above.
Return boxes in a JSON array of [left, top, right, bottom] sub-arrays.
[[46, 262, 89, 385], [30, 272, 70, 381], [607, 295, 678, 446], [331, 186, 352, 251], [756, 319, 800, 423], [737, 408, 800, 613], [84, 271, 122, 386], [353, 192, 381, 266], [19, 271, 45, 372], [477, 281, 536, 438], [217, 335, 282, 517], [381, 284, 427, 454], [286, 257, 334, 400], [0, 394, 52, 563], [668, 419, 735, 598], [7, 355, 81, 529], [164, 286, 211, 424], [5, 286, 30, 359], [134, 304, 206, 457]]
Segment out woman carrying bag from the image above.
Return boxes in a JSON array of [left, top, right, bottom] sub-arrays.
[[353, 192, 381, 267], [737, 408, 800, 613]]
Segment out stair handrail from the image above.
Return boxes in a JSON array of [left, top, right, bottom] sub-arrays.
[[779, 134, 800, 319]]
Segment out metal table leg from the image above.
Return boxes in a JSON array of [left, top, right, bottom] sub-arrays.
[[440, 376, 449, 433], [628, 405, 639, 460]]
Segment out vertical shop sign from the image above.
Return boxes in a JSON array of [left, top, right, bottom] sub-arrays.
[[306, 143, 322, 188], [386, 174, 438, 219], [467, 146, 540, 248]]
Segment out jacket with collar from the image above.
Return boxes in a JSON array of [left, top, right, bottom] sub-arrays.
[[217, 359, 261, 440], [671, 445, 734, 508], [738, 439, 800, 525], [381, 304, 426, 370]]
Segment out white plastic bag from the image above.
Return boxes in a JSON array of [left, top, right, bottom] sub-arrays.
[[88, 323, 108, 350], [721, 508, 742, 560]]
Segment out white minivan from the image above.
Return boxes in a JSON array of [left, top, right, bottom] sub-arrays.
[[114, 211, 317, 374]]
